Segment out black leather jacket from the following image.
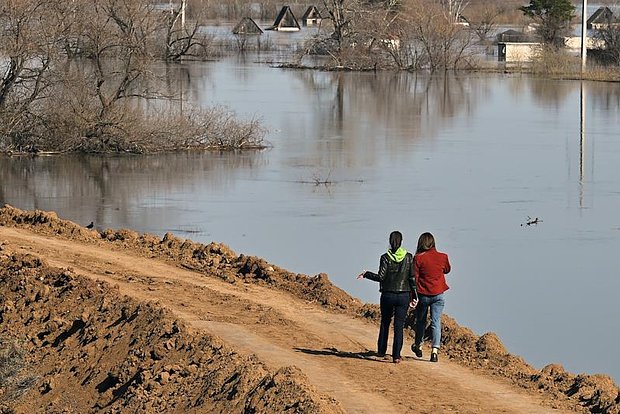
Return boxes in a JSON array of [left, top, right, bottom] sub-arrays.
[[364, 252, 416, 293]]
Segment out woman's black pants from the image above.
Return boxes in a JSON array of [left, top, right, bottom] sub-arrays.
[[378, 291, 409, 359]]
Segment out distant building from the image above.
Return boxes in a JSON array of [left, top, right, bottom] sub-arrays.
[[563, 36, 605, 50], [267, 6, 301, 32], [523, 23, 540, 34], [232, 17, 263, 35], [496, 29, 537, 43], [301, 6, 322, 26], [498, 42, 542, 62], [587, 6, 620, 30], [456, 15, 469, 27], [496, 29, 542, 62]]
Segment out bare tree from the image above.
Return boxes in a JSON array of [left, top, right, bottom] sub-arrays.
[[439, 0, 469, 23], [161, 5, 214, 61], [47, 0, 159, 150], [297, 0, 475, 70], [0, 0, 71, 150], [304, 0, 401, 68], [364, 7, 419, 70], [321, 0, 356, 62], [0, 0, 268, 154], [404, 0, 474, 70], [465, 4, 508, 42], [593, 7, 620, 65]]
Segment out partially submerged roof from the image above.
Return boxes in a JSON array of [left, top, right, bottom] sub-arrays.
[[496, 29, 537, 43], [267, 6, 301, 31], [587, 6, 620, 29], [301, 5, 322, 21], [232, 17, 263, 35]]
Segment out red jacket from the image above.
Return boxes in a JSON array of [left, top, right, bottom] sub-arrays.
[[414, 248, 451, 296]]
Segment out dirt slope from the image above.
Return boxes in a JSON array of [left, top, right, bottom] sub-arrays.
[[1, 206, 619, 413]]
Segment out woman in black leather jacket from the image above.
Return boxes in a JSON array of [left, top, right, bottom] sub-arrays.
[[358, 231, 418, 363]]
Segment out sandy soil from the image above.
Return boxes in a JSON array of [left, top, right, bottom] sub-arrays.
[[1, 206, 618, 414]]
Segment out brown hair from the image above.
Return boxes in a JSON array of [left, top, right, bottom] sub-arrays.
[[389, 231, 402, 252], [416, 232, 435, 254]]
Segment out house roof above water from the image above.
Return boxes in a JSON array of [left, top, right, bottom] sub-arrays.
[[496, 29, 538, 43], [232, 17, 263, 35], [587, 6, 620, 29], [267, 6, 301, 31]]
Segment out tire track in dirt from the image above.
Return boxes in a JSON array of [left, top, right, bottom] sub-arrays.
[[0, 227, 569, 414]]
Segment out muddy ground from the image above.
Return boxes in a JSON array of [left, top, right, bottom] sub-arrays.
[[0, 205, 618, 413]]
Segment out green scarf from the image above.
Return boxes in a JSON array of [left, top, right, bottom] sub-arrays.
[[387, 247, 407, 262]]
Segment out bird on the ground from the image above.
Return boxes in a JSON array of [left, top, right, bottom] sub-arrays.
[[86, 221, 94, 229]]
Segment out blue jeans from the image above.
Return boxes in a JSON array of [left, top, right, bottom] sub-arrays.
[[414, 293, 446, 349], [378, 291, 410, 359]]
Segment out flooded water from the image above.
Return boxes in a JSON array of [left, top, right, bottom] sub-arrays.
[[1, 57, 619, 382]]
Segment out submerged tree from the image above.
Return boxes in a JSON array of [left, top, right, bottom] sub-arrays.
[[439, 0, 469, 23], [0, 0, 72, 151], [162, 4, 215, 61], [0, 0, 266, 153], [48, 0, 160, 151], [519, 0, 576, 44], [405, 0, 474, 70], [466, 4, 509, 42], [320, 0, 357, 63], [300, 0, 474, 70], [593, 9, 620, 66], [297, 0, 378, 68]]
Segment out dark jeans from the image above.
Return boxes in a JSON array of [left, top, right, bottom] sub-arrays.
[[378, 291, 410, 359]]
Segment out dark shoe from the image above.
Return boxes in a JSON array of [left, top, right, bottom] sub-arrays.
[[411, 344, 423, 358], [393, 358, 402, 364], [430, 352, 438, 363]]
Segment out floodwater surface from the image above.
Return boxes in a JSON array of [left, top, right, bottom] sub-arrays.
[[1, 57, 619, 382]]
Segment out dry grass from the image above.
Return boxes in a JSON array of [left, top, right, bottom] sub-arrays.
[[143, 106, 269, 152], [43, 104, 269, 153], [499, 47, 620, 81], [0, 337, 37, 403], [531, 46, 581, 76], [580, 67, 620, 81]]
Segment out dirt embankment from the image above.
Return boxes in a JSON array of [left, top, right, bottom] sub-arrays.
[[0, 205, 619, 414], [0, 249, 343, 413]]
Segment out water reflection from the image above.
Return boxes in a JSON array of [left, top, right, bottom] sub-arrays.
[[0, 152, 266, 231], [274, 70, 493, 171], [528, 78, 575, 107], [155, 61, 492, 168], [157, 63, 210, 112], [292, 71, 487, 138], [580, 82, 586, 209], [505, 76, 573, 109], [588, 81, 620, 112]]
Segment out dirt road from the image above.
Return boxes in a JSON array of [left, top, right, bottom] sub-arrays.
[[0, 226, 569, 413]]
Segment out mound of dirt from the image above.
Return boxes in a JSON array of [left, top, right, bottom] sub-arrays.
[[0, 249, 343, 413], [1, 205, 619, 414]]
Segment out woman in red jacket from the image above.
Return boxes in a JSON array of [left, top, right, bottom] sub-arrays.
[[411, 232, 451, 363]]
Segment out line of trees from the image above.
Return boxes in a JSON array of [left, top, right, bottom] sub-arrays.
[[298, 0, 477, 71], [0, 0, 265, 154], [303, 0, 620, 72]]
